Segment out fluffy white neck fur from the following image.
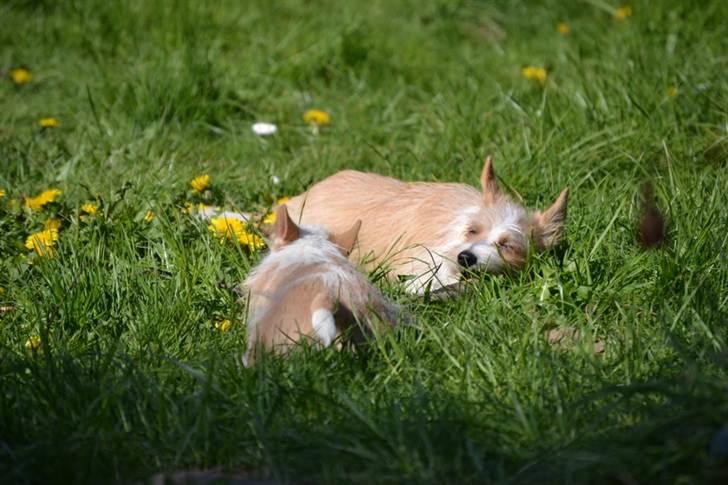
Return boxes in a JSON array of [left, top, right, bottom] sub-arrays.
[[245, 225, 359, 292]]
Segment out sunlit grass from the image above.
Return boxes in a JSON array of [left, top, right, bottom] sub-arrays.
[[1, 0, 726, 483]]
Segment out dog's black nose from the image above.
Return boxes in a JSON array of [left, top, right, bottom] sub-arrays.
[[457, 250, 478, 268]]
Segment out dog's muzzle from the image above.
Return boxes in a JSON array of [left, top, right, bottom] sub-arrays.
[[457, 250, 478, 268]]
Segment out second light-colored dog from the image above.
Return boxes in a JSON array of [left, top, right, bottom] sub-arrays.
[[242, 206, 401, 366]]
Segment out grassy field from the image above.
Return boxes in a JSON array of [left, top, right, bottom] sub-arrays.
[[1, 0, 727, 482]]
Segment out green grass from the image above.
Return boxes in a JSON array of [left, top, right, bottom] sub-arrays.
[[1, 0, 727, 482]]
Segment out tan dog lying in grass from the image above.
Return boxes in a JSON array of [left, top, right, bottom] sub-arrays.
[[242, 206, 401, 366], [283, 157, 569, 295]]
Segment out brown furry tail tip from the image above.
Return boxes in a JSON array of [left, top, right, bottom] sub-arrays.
[[637, 182, 666, 249]]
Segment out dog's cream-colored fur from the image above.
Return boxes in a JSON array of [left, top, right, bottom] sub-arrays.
[[242, 206, 400, 366], [283, 157, 568, 294]]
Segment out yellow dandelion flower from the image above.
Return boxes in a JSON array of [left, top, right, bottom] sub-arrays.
[[262, 212, 275, 225], [38, 117, 59, 128], [24, 188, 62, 211], [10, 67, 32, 85], [615, 5, 632, 20], [190, 174, 210, 193], [80, 202, 98, 215], [303, 109, 331, 125], [262, 197, 291, 225], [143, 210, 155, 222], [25, 229, 59, 257], [0, 188, 5, 199], [208, 216, 243, 240], [667, 86, 678, 98], [557, 22, 570, 34], [215, 319, 233, 332], [79, 202, 99, 221], [522, 66, 548, 85], [43, 218, 61, 231], [25, 335, 41, 351], [208, 216, 265, 251], [237, 231, 265, 251]]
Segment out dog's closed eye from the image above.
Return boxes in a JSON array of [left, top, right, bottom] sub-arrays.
[[495, 237, 515, 251], [466, 225, 481, 236]]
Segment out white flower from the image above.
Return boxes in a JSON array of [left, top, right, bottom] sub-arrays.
[[252, 122, 277, 136], [270, 175, 281, 185]]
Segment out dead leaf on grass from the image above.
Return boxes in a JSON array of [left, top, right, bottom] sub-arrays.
[[547, 326, 605, 355]]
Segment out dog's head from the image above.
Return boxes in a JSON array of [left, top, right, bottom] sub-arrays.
[[271, 205, 362, 256], [452, 156, 569, 274]]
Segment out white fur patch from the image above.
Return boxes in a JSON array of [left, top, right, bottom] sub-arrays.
[[311, 309, 336, 346], [401, 247, 461, 295], [449, 206, 482, 230]]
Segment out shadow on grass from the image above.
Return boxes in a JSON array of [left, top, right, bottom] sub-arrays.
[[1, 344, 726, 484]]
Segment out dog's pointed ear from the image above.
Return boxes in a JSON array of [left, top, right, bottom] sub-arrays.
[[272, 205, 300, 250], [330, 220, 361, 256], [480, 156, 502, 205], [532, 188, 569, 250]]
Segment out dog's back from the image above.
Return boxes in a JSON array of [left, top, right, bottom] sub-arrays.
[[285, 170, 482, 272]]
